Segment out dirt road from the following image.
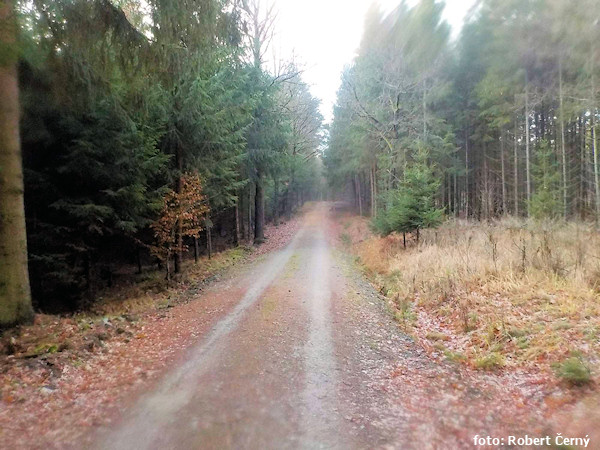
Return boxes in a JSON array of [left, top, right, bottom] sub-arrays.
[[91, 204, 548, 449]]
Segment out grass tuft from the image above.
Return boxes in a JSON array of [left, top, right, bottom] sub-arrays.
[[474, 352, 505, 370], [553, 355, 592, 386]]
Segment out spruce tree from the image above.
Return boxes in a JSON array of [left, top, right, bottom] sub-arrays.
[[375, 147, 444, 240], [529, 140, 561, 221]]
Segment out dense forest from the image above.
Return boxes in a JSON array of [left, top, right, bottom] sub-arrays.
[[1, 0, 325, 325], [326, 0, 600, 234], [2, 1, 600, 445], [3, 0, 600, 325]]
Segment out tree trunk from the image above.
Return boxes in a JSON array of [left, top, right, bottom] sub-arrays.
[[194, 236, 199, 263], [579, 116, 585, 218], [369, 167, 374, 217], [453, 170, 458, 218], [501, 130, 507, 215], [247, 185, 252, 241], [465, 129, 470, 218], [355, 174, 362, 216], [370, 165, 377, 217], [592, 49, 600, 223], [286, 170, 294, 221], [165, 251, 171, 281], [206, 226, 212, 259], [234, 200, 241, 246], [525, 77, 532, 215], [0, 1, 33, 327], [422, 80, 427, 140], [483, 142, 490, 220], [593, 113, 600, 222], [559, 58, 568, 219], [137, 248, 143, 274], [254, 170, 265, 243], [514, 119, 519, 216], [174, 154, 183, 274], [273, 176, 279, 225]]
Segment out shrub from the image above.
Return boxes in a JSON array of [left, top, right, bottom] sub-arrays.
[[528, 140, 561, 221], [372, 147, 444, 239], [474, 352, 505, 370], [553, 355, 591, 386], [340, 233, 352, 247]]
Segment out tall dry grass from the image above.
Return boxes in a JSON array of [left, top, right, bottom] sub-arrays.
[[351, 217, 600, 373]]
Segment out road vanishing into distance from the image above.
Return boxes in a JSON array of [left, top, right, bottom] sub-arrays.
[[91, 204, 542, 450]]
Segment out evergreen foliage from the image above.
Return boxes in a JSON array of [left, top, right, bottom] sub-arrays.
[[327, 0, 600, 229], [374, 148, 444, 237], [13, 0, 324, 312], [529, 140, 561, 221]]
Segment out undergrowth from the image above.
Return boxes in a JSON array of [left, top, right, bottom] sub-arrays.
[[337, 214, 599, 381]]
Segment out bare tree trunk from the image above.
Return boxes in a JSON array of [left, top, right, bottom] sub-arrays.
[[369, 167, 375, 217], [254, 170, 265, 243], [286, 171, 294, 221], [422, 80, 427, 140], [0, 0, 33, 326], [483, 142, 490, 220], [194, 236, 199, 263], [525, 77, 532, 215], [514, 119, 519, 216], [206, 226, 212, 259], [247, 185, 252, 241], [593, 113, 600, 221], [234, 200, 241, 246], [592, 50, 600, 223], [453, 170, 458, 218], [355, 174, 362, 216], [273, 176, 279, 226], [501, 130, 507, 215], [559, 58, 568, 219], [165, 252, 171, 281], [579, 116, 586, 219], [371, 165, 377, 217], [465, 129, 470, 218], [174, 152, 183, 273]]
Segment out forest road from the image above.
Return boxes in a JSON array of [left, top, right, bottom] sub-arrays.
[[92, 203, 436, 449]]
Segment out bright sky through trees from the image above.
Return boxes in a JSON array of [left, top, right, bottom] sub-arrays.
[[273, 0, 476, 122]]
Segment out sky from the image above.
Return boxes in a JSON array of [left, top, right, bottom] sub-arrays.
[[270, 0, 477, 123]]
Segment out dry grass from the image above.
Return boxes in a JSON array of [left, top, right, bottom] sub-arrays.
[[92, 246, 250, 316], [341, 215, 600, 378]]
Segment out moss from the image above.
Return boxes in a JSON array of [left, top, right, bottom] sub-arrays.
[[25, 343, 60, 358]]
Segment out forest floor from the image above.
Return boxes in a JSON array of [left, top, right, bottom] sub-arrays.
[[335, 210, 599, 446], [0, 216, 302, 448], [0, 203, 597, 449]]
